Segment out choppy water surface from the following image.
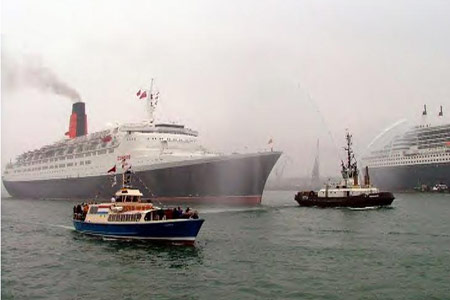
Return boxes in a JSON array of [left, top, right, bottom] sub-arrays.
[[2, 192, 450, 299]]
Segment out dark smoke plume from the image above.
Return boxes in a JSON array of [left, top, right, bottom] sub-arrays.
[[2, 55, 81, 102]]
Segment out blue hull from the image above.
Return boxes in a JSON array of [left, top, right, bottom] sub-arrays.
[[73, 219, 204, 243]]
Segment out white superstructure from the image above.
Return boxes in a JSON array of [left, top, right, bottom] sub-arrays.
[[3, 122, 218, 182], [364, 106, 450, 169]]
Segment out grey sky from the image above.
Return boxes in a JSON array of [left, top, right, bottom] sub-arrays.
[[2, 0, 450, 177]]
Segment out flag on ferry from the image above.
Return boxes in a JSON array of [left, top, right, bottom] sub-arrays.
[[136, 90, 141, 97], [107, 165, 116, 173], [121, 158, 128, 169], [97, 205, 111, 214]]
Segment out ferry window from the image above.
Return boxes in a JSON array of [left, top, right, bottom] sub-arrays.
[[85, 160, 91, 165], [108, 149, 114, 153], [108, 215, 113, 221], [80, 161, 85, 165], [136, 213, 141, 221], [89, 206, 98, 214], [67, 163, 73, 167], [67, 156, 73, 159]]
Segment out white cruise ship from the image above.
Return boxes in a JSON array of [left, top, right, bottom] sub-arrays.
[[363, 105, 450, 190], [2, 86, 281, 204]]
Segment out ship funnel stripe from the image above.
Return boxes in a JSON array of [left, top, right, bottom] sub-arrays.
[[68, 102, 88, 138]]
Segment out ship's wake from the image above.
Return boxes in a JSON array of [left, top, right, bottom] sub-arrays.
[[201, 207, 265, 214]]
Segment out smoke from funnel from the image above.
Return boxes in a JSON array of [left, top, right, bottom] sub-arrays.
[[1, 55, 81, 102]]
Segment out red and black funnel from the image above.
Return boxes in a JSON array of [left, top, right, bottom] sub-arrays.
[[67, 102, 88, 138]]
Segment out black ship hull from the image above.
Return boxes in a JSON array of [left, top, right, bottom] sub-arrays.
[[3, 152, 281, 205], [369, 162, 450, 191], [294, 191, 395, 208]]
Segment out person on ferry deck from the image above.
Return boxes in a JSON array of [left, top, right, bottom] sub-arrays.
[[172, 207, 179, 219]]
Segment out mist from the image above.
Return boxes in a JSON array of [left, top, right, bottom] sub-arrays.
[[2, 0, 450, 179]]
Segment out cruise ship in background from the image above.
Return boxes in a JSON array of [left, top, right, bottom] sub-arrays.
[[363, 105, 450, 191], [2, 83, 281, 204]]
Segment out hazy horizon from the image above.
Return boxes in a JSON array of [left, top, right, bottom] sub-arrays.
[[2, 0, 450, 178]]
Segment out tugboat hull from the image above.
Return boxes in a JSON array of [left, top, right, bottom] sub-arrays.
[[294, 192, 395, 208], [73, 219, 204, 245]]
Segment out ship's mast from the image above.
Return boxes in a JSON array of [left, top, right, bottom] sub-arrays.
[[146, 79, 159, 124], [341, 131, 359, 185]]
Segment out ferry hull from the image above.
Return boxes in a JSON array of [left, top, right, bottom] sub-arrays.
[[369, 162, 450, 191], [3, 152, 281, 205], [294, 192, 395, 208], [73, 219, 204, 244]]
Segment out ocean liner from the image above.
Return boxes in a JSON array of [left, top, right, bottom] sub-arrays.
[[363, 105, 450, 191], [2, 83, 281, 204]]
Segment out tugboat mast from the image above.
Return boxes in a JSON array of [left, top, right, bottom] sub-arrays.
[[341, 131, 359, 185]]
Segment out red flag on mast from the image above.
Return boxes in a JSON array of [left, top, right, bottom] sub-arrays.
[[139, 91, 147, 99], [107, 165, 116, 173]]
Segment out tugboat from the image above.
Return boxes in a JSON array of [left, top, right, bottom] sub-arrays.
[[73, 170, 204, 245], [294, 131, 395, 208]]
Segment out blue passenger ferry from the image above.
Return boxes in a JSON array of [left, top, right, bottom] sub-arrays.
[[73, 171, 204, 245]]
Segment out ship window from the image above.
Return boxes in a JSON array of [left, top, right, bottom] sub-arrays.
[[85, 160, 91, 165], [89, 206, 98, 214], [108, 149, 114, 153], [80, 161, 84, 165], [67, 163, 73, 167], [67, 155, 73, 159]]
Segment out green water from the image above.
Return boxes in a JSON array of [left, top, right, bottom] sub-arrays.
[[2, 192, 450, 299]]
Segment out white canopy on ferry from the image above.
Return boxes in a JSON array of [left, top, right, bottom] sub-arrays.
[[115, 188, 143, 197]]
